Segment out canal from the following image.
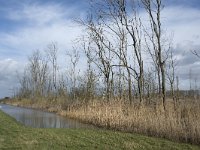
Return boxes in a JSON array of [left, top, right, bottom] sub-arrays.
[[0, 104, 94, 129]]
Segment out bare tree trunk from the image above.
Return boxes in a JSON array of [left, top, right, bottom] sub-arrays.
[[142, 0, 166, 109], [46, 42, 58, 99], [26, 50, 49, 100], [127, 69, 132, 104], [66, 48, 80, 101], [138, 61, 144, 103], [157, 69, 161, 95], [176, 76, 179, 102], [160, 63, 166, 109]]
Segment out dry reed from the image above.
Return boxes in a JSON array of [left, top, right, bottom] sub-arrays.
[[3, 98, 200, 145], [66, 99, 200, 145]]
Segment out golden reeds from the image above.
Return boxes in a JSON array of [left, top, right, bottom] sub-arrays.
[[4, 98, 200, 144], [66, 100, 200, 144]]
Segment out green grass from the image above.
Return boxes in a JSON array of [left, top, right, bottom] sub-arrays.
[[0, 110, 199, 150]]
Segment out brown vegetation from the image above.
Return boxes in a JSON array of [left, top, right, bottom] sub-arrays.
[[66, 100, 200, 145], [4, 98, 200, 145]]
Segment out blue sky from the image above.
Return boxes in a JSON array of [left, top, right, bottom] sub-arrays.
[[0, 0, 200, 98], [0, 0, 84, 31]]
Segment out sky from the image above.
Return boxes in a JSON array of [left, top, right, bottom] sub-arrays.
[[0, 0, 200, 98]]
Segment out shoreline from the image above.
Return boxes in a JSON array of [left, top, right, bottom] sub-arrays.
[[1, 109, 199, 150], [1, 98, 200, 146], [0, 100, 105, 129]]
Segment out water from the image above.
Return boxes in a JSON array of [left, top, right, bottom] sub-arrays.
[[0, 104, 94, 129]]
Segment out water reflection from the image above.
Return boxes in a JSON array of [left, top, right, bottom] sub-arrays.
[[0, 104, 94, 129]]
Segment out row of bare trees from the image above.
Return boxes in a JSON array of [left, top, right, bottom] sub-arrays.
[[76, 0, 177, 108], [16, 0, 185, 109], [17, 44, 58, 100]]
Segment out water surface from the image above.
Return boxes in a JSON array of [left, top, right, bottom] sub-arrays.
[[0, 104, 94, 129]]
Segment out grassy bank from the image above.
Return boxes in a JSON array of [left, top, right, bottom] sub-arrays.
[[2, 98, 200, 145], [0, 110, 200, 150]]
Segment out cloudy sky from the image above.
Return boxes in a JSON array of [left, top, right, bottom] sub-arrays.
[[0, 0, 200, 98]]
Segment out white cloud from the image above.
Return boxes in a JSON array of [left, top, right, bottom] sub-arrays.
[[0, 21, 83, 53], [0, 59, 19, 73], [162, 6, 200, 89], [1, 1, 84, 50], [0, 2, 86, 97], [7, 3, 76, 26], [140, 6, 200, 90], [0, 2, 85, 62], [0, 59, 24, 98], [163, 6, 200, 44]]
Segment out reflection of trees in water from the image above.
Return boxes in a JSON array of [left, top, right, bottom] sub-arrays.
[[2, 104, 94, 129]]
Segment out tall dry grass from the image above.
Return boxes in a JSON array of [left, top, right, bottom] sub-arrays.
[[3, 97, 200, 144], [65, 99, 200, 144]]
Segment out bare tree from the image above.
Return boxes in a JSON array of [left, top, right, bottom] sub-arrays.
[[144, 68, 157, 103], [66, 48, 80, 101], [83, 42, 97, 101], [191, 50, 200, 98], [57, 74, 67, 98], [17, 69, 31, 98], [79, 15, 115, 101], [119, 0, 144, 103], [166, 48, 177, 106], [192, 50, 200, 58], [28, 50, 49, 99], [46, 42, 59, 95], [142, 0, 167, 109], [80, 0, 145, 104]]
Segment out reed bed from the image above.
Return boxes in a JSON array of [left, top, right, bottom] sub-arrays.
[[66, 99, 200, 145], [3, 98, 200, 145]]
